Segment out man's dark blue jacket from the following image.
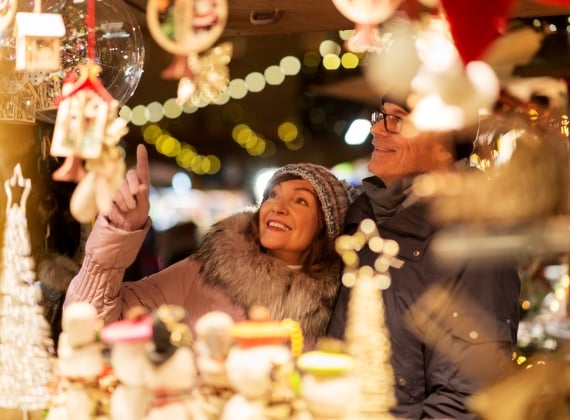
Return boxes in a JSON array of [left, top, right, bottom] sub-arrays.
[[327, 176, 521, 420]]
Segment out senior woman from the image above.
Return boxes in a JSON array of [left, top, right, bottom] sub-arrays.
[[64, 144, 357, 344]]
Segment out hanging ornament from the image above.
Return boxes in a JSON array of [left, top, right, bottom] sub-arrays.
[[147, 0, 231, 104], [0, 0, 16, 33], [335, 219, 403, 417], [14, 1, 66, 72], [147, 0, 228, 56], [331, 0, 403, 52], [440, 0, 517, 64], [409, 14, 500, 131], [50, 0, 127, 224], [39, 0, 145, 122], [176, 42, 232, 106]]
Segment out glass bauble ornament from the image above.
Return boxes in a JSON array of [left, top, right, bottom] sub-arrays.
[[39, 0, 144, 121]]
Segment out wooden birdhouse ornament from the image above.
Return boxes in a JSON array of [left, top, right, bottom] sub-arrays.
[[14, 12, 65, 72]]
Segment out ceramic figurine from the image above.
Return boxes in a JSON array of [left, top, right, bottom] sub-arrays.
[[101, 307, 153, 420], [296, 348, 357, 419], [51, 302, 105, 420], [145, 304, 205, 420], [221, 306, 296, 420], [193, 311, 236, 419]]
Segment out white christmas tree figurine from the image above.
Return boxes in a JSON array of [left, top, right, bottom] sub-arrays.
[[0, 164, 55, 412], [335, 218, 403, 419]]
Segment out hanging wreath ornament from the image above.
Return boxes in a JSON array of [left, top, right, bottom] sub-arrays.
[[146, 0, 231, 105], [50, 0, 128, 224]]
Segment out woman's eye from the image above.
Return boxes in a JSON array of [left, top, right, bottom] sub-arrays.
[[295, 197, 309, 205]]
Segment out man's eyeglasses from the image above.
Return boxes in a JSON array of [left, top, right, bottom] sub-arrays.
[[370, 111, 404, 134]]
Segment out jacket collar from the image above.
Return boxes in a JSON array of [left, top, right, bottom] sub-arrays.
[[347, 177, 435, 240]]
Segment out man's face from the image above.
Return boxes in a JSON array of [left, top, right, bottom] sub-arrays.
[[368, 101, 452, 185]]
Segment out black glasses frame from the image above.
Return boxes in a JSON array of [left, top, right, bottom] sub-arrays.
[[370, 111, 404, 134]]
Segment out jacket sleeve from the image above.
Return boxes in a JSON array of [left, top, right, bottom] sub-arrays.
[[63, 215, 152, 323]]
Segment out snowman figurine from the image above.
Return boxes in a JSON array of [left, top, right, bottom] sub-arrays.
[[296, 343, 357, 420], [51, 301, 105, 420], [221, 306, 297, 420], [193, 311, 236, 419], [145, 304, 205, 420], [100, 307, 153, 420]]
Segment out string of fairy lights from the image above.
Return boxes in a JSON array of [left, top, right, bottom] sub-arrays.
[[118, 31, 361, 175]]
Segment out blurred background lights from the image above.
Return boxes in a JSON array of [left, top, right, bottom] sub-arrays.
[[131, 104, 150, 126], [172, 172, 192, 192], [341, 52, 359, 68], [280, 56, 302, 75], [277, 121, 299, 142], [254, 167, 278, 202], [264, 65, 285, 85], [147, 101, 164, 123], [303, 51, 321, 68], [319, 39, 341, 56], [229, 78, 248, 99], [245, 72, 266, 92], [323, 53, 341, 70], [163, 98, 183, 119], [344, 118, 371, 145]]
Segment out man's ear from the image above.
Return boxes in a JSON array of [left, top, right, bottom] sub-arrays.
[[433, 139, 455, 166]]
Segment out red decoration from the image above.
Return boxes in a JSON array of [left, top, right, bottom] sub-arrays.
[[440, 0, 517, 64]]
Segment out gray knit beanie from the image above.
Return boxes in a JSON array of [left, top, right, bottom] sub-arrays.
[[263, 163, 358, 239]]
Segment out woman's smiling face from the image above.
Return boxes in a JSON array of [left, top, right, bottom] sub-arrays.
[[259, 179, 322, 266]]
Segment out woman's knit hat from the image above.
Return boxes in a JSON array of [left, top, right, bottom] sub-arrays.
[[263, 163, 358, 239]]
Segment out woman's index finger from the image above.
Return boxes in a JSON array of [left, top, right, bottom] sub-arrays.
[[136, 143, 150, 186]]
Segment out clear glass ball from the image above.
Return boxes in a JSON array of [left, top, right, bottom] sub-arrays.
[[43, 0, 145, 107]]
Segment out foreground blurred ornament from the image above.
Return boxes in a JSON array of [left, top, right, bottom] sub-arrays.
[[14, 8, 65, 71], [336, 219, 401, 417], [39, 0, 145, 122], [331, 0, 402, 52], [176, 42, 232, 106], [222, 306, 297, 420], [51, 302, 106, 420], [410, 14, 500, 130], [101, 307, 153, 420], [147, 0, 231, 104], [468, 354, 570, 420], [0, 164, 55, 412], [440, 0, 517, 64], [0, 0, 17, 33], [50, 61, 127, 223], [414, 107, 570, 261], [193, 311, 235, 419], [145, 304, 202, 420], [297, 349, 357, 419]]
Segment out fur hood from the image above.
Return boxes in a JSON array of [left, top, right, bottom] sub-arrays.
[[192, 210, 342, 338]]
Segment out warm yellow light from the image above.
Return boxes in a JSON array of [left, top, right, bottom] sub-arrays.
[[265, 65, 285, 85], [131, 105, 150, 126], [229, 78, 248, 99], [163, 98, 182, 119], [280, 56, 301, 75], [147, 101, 164, 123], [341, 52, 359, 69], [142, 124, 162, 144], [319, 40, 341, 57], [277, 121, 298, 142], [245, 72, 266, 93], [322, 54, 340, 70]]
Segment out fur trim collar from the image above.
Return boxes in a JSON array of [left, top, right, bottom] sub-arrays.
[[193, 210, 341, 338]]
